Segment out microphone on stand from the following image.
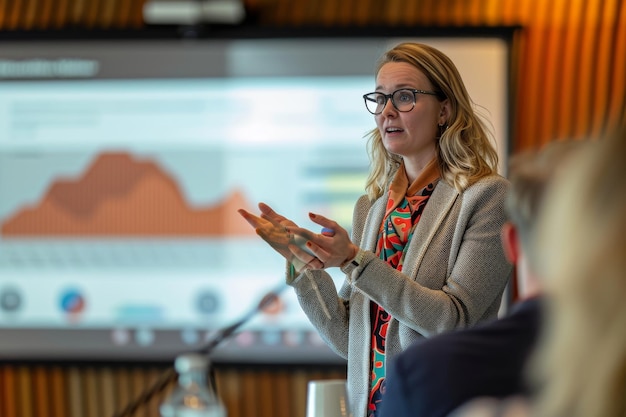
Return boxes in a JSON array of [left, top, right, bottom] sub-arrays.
[[111, 282, 288, 417]]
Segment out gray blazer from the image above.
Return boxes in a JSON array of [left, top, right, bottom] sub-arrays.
[[288, 175, 512, 417]]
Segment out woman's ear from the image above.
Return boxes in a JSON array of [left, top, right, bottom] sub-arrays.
[[438, 99, 451, 126], [500, 222, 520, 264]]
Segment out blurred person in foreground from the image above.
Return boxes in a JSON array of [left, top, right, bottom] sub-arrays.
[[239, 42, 512, 417], [377, 140, 582, 417], [451, 125, 626, 417]]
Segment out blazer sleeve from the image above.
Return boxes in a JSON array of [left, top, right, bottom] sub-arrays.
[[286, 194, 373, 359]]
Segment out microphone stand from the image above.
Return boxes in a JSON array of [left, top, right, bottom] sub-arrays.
[[111, 283, 287, 417]]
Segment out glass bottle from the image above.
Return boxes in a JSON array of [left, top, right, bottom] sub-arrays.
[[160, 353, 227, 417]]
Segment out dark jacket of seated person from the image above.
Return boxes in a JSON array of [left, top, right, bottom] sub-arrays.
[[378, 296, 542, 417]]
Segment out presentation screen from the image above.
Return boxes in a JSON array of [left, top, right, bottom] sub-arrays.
[[0, 35, 508, 363]]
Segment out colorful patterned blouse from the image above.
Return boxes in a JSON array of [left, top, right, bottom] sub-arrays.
[[367, 158, 440, 416]]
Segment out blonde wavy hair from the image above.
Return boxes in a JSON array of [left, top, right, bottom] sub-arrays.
[[529, 127, 626, 417], [364, 42, 499, 201]]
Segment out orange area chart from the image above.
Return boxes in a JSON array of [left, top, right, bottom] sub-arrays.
[[1, 152, 256, 237]]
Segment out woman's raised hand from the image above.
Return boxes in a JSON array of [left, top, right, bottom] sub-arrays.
[[238, 203, 317, 272], [286, 212, 359, 269], [239, 204, 359, 271]]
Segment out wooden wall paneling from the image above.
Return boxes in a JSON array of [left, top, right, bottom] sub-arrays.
[[0, 365, 17, 417], [315, 0, 335, 26], [465, 0, 486, 26], [401, 0, 423, 27], [21, 0, 37, 29], [381, 0, 408, 27], [146, 367, 167, 417], [574, 0, 601, 139], [0, 0, 6, 28], [17, 366, 33, 417], [609, 1, 626, 129], [36, 0, 54, 29], [499, 0, 521, 26], [52, 0, 71, 29], [130, 366, 148, 417], [116, 0, 135, 29], [240, 369, 260, 417], [33, 366, 51, 417], [449, 0, 466, 26], [285, 1, 312, 26], [6, 0, 24, 30], [67, 366, 83, 417], [84, 0, 101, 28], [427, 0, 454, 26], [260, 0, 286, 26], [99, 366, 116, 417], [256, 369, 276, 417], [482, 0, 502, 26], [130, 0, 148, 28], [554, 0, 582, 140], [100, 0, 118, 28], [83, 367, 100, 417], [50, 366, 68, 417], [291, 368, 311, 417], [216, 367, 243, 417], [507, 27, 524, 154], [539, 0, 568, 143], [411, 0, 436, 26], [405, 0, 422, 27], [518, 0, 550, 149], [591, 0, 620, 138], [271, 369, 291, 417], [70, 0, 87, 25], [336, 0, 358, 27], [114, 367, 131, 415]]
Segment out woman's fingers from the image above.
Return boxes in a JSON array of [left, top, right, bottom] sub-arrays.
[[308, 212, 341, 231], [288, 244, 326, 272], [238, 209, 262, 228]]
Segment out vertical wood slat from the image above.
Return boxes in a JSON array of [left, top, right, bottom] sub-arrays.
[[50, 366, 67, 417], [17, 366, 34, 417], [554, 0, 583, 140], [33, 366, 51, 417], [100, 367, 117, 417], [51, 0, 69, 28], [84, 367, 100, 417], [609, 0, 626, 129], [574, 0, 602, 139], [21, 0, 37, 29], [515, 0, 546, 149], [540, 0, 568, 143], [100, 0, 119, 28], [84, 0, 101, 28], [591, 0, 620, 138], [0, 0, 7, 28], [6, 0, 24, 30], [1, 366, 17, 417], [36, 0, 54, 28], [67, 367, 83, 417]]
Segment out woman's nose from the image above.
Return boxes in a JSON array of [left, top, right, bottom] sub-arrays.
[[380, 98, 397, 117]]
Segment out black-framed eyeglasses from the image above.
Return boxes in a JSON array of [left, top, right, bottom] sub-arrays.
[[363, 88, 440, 115]]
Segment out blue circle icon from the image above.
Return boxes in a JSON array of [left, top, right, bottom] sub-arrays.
[[60, 289, 86, 314]]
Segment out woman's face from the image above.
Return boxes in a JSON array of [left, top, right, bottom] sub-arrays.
[[374, 62, 448, 166]]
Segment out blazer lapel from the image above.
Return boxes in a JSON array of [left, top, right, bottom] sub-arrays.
[[360, 196, 386, 252], [402, 181, 459, 279], [358, 181, 459, 278]]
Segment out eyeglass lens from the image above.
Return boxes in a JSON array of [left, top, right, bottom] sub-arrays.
[[364, 89, 416, 114]]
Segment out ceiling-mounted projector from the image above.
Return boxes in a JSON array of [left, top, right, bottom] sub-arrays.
[[143, 0, 246, 25]]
